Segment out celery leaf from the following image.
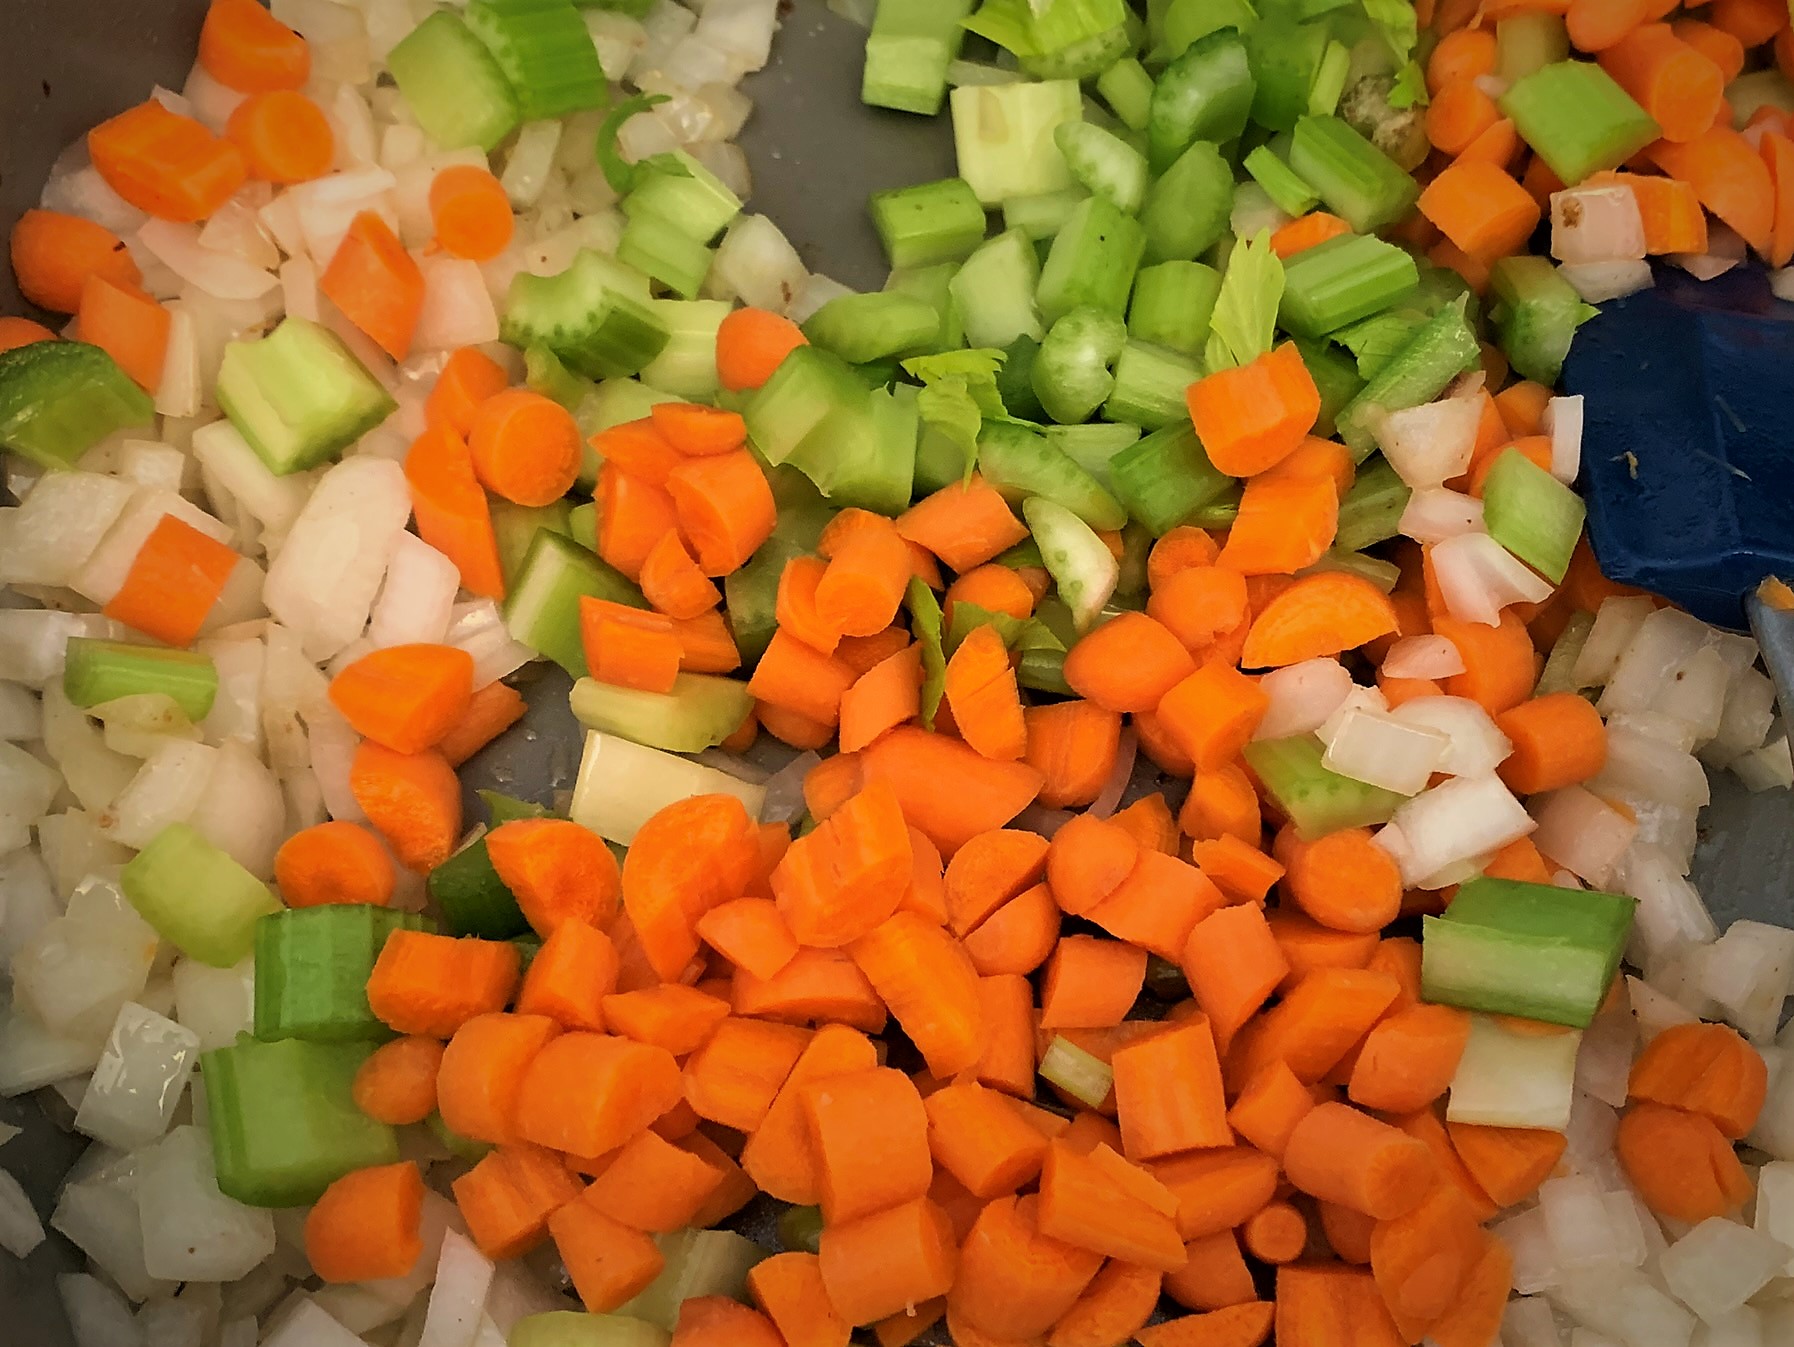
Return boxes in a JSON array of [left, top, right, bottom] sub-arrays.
[[1203, 229, 1286, 373]]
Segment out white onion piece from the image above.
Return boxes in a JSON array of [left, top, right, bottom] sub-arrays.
[[303, 706, 366, 824], [1538, 1174, 1639, 1273], [140, 1297, 218, 1347], [73, 488, 233, 606], [286, 166, 399, 265], [1627, 973, 1699, 1042], [1649, 644, 1729, 745], [1530, 785, 1635, 886], [11, 910, 156, 1044], [279, 257, 321, 324], [1430, 531, 1553, 626], [1617, 841, 1716, 965], [1389, 696, 1512, 777], [1673, 249, 1742, 281], [1592, 724, 1710, 811], [1753, 1163, 1794, 1270], [447, 599, 535, 688], [1014, 804, 1075, 837], [1493, 1207, 1556, 1296], [1373, 395, 1481, 489], [155, 303, 202, 419], [0, 683, 39, 742], [138, 219, 278, 300], [261, 1301, 367, 1347], [272, 0, 371, 83], [414, 257, 501, 351], [1089, 727, 1137, 819], [172, 957, 256, 1053], [103, 739, 219, 848], [0, 1168, 44, 1258], [0, 469, 137, 587], [265, 457, 411, 660], [1500, 1298, 1561, 1347], [758, 750, 821, 824], [1382, 634, 1465, 679], [328, 82, 379, 169], [93, 692, 201, 758], [199, 634, 266, 755], [1386, 774, 1535, 886], [1773, 266, 1794, 302], [59, 1273, 143, 1347], [0, 1007, 107, 1098], [74, 1002, 201, 1151], [501, 121, 564, 209], [1732, 735, 1794, 792], [713, 214, 809, 314], [1541, 394, 1584, 484], [1255, 658, 1353, 741], [369, 534, 459, 649], [587, 11, 650, 79], [695, 0, 781, 70], [786, 273, 855, 325], [138, 1125, 276, 1283], [1575, 986, 1636, 1107], [197, 194, 280, 270], [419, 1229, 495, 1347], [1551, 184, 1647, 264], [0, 847, 57, 966], [1661, 1218, 1787, 1323], [1317, 685, 1389, 748], [191, 421, 316, 554], [1560, 258, 1653, 303], [1322, 708, 1449, 795], [188, 741, 286, 878], [1572, 594, 1656, 688], [1697, 920, 1794, 1043]]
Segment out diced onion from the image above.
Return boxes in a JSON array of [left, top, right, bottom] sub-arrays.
[[137, 220, 279, 301], [1571, 594, 1655, 689], [1659, 1218, 1788, 1323], [0, 1167, 45, 1258], [1386, 774, 1535, 886], [1255, 658, 1354, 741], [1531, 785, 1636, 887], [1560, 258, 1653, 303], [1542, 394, 1583, 484], [1373, 395, 1482, 489], [1550, 185, 1646, 264], [1388, 696, 1512, 777], [1322, 708, 1450, 796], [1381, 634, 1465, 680], [1398, 486, 1485, 549], [1430, 532, 1553, 626]]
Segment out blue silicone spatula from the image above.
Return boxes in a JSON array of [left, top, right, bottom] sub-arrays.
[[1560, 262, 1794, 713]]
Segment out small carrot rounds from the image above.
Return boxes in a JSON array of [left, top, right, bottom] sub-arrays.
[[320, 211, 424, 360], [329, 643, 475, 754], [10, 209, 142, 316], [226, 91, 335, 183], [668, 451, 778, 575], [199, 0, 312, 92], [275, 821, 397, 908], [470, 389, 582, 507], [487, 818, 623, 935], [429, 165, 516, 262], [349, 742, 462, 872], [716, 306, 808, 391], [304, 1162, 423, 1284], [1617, 1100, 1753, 1221], [1283, 1103, 1437, 1219], [352, 1036, 444, 1126]]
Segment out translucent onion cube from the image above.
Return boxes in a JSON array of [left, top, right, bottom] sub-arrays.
[[74, 1002, 202, 1151], [137, 1125, 277, 1283], [1660, 1218, 1789, 1323]]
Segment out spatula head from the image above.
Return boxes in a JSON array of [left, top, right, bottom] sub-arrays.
[[1561, 264, 1794, 630]]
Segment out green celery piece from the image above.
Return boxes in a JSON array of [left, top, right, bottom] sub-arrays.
[[1728, 69, 1794, 127], [1031, 308, 1128, 427], [480, 790, 550, 824], [886, 263, 966, 352], [567, 502, 598, 551], [1149, 30, 1257, 171], [1498, 60, 1658, 185], [616, 1230, 766, 1332], [1243, 144, 1320, 217], [778, 1205, 826, 1256], [201, 1036, 397, 1207], [491, 500, 574, 589], [1242, 736, 1405, 838], [509, 1312, 670, 1347], [525, 344, 593, 411], [1097, 56, 1156, 131], [427, 1111, 495, 1163], [62, 640, 217, 722], [1158, 0, 1259, 58], [123, 824, 282, 968], [744, 344, 868, 467], [726, 538, 807, 671], [1308, 38, 1351, 115], [502, 250, 669, 380], [1482, 446, 1586, 583], [1422, 877, 1637, 1027], [386, 11, 522, 152], [614, 212, 714, 301], [464, 0, 606, 121], [1331, 307, 1429, 379], [622, 150, 741, 245], [1045, 422, 1142, 487], [1302, 548, 1400, 591], [1108, 421, 1234, 535], [1141, 140, 1235, 263], [429, 835, 530, 940], [870, 177, 988, 268], [950, 229, 1045, 348], [254, 906, 433, 1043], [504, 531, 646, 677], [996, 334, 1048, 423], [214, 319, 394, 475], [1294, 336, 1363, 438], [907, 577, 948, 728], [583, 376, 681, 437], [1335, 297, 1481, 456], [1055, 121, 1150, 215], [785, 382, 917, 514], [1246, 14, 1331, 131], [1496, 13, 1568, 83], [1024, 497, 1121, 631], [1204, 229, 1284, 372], [1004, 188, 1091, 241], [1333, 454, 1410, 551], [863, 0, 976, 115], [1278, 232, 1420, 338], [963, 0, 1134, 79], [0, 341, 154, 470], [1535, 609, 1594, 696], [979, 417, 1128, 529], [950, 80, 1084, 205], [1188, 488, 1240, 528], [569, 673, 755, 754], [802, 292, 942, 364], [640, 299, 730, 400], [1488, 254, 1594, 386], [944, 601, 1064, 657], [1103, 341, 1202, 430], [1116, 518, 1152, 598], [1129, 260, 1222, 356], [1289, 114, 1420, 233], [1036, 196, 1147, 326]]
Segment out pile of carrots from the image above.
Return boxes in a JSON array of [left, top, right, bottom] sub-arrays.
[[1410, 0, 1794, 278]]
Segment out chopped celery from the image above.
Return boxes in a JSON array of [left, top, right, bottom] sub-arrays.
[[1301, 548, 1400, 591], [480, 789, 550, 824], [1242, 735, 1404, 837], [1246, 15, 1331, 131], [745, 344, 868, 467], [1046, 421, 1142, 486], [778, 1205, 826, 1255], [802, 292, 942, 363], [863, 0, 976, 115], [1141, 140, 1235, 264], [502, 250, 669, 380], [780, 380, 917, 514], [870, 177, 989, 268], [0, 341, 154, 470], [1039, 1035, 1114, 1108], [614, 213, 714, 301], [639, 299, 728, 400], [1129, 260, 1221, 356], [1294, 336, 1363, 437], [726, 539, 806, 669], [1017, 647, 1074, 695], [950, 80, 1084, 205], [1496, 13, 1569, 84], [907, 577, 949, 728], [1148, 31, 1257, 171], [1278, 231, 1420, 337], [464, 0, 606, 121], [1097, 56, 1155, 131], [1335, 296, 1481, 456], [526, 344, 592, 411], [1103, 341, 1202, 429], [1158, 0, 1258, 59], [963, 0, 1133, 79], [1108, 421, 1234, 534], [1446, 1013, 1580, 1131], [1004, 188, 1091, 241], [1243, 144, 1320, 217], [1288, 114, 1420, 233], [428, 831, 530, 940], [570, 731, 766, 845], [254, 906, 433, 1042], [1331, 306, 1428, 379], [1498, 60, 1657, 185], [214, 319, 395, 475], [1031, 309, 1128, 426], [996, 334, 1048, 422], [1025, 498, 1121, 632], [504, 531, 646, 677], [122, 824, 282, 968], [1307, 38, 1351, 115], [1203, 228, 1284, 371], [1422, 877, 1636, 1027], [1055, 122, 1150, 215], [885, 263, 965, 353], [951, 228, 1045, 348], [492, 500, 574, 587], [980, 419, 1127, 528], [1488, 254, 1593, 386], [568, 501, 598, 551], [569, 673, 755, 754], [615, 1229, 765, 1332], [622, 151, 741, 245], [1189, 490, 1240, 527], [1728, 69, 1794, 127], [427, 1111, 495, 1163], [1036, 196, 1146, 325], [583, 376, 682, 437], [1482, 446, 1586, 583], [1535, 609, 1594, 696], [386, 11, 522, 151], [510, 1313, 670, 1347], [200, 1036, 396, 1206], [1332, 455, 1410, 551], [63, 640, 217, 722]]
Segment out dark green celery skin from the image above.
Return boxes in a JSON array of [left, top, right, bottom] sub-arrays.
[[1335, 298, 1482, 457], [1241, 736, 1404, 837], [429, 837, 530, 939], [1333, 455, 1410, 552], [1295, 338, 1364, 439], [253, 906, 433, 1042], [1107, 421, 1234, 535]]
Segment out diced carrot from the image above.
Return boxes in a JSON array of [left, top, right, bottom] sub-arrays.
[[601, 984, 730, 1056], [351, 1035, 443, 1126], [734, 946, 888, 1032], [550, 1188, 666, 1312], [1038, 934, 1147, 1029], [305, 1162, 424, 1283], [1436, 611, 1537, 714], [1165, 1230, 1257, 1311], [89, 99, 247, 222], [923, 1078, 1051, 1198], [227, 90, 335, 183], [1182, 904, 1290, 1053], [199, 0, 311, 91], [320, 211, 425, 360], [848, 911, 984, 1077], [1149, 1146, 1280, 1240], [749, 1252, 852, 1347], [1089, 849, 1226, 960], [1045, 814, 1141, 916], [1370, 1179, 1486, 1342], [434, 1011, 561, 1145], [1112, 1016, 1231, 1159], [1186, 343, 1321, 477], [582, 1127, 726, 1232], [1227, 1059, 1318, 1159], [1444, 1120, 1565, 1206], [859, 726, 1045, 855], [1627, 1020, 1768, 1138], [77, 275, 170, 392], [1047, 1259, 1162, 1347], [819, 1197, 958, 1327], [428, 164, 514, 260], [406, 424, 505, 600], [620, 792, 758, 981], [1270, 211, 1353, 257], [469, 388, 582, 508], [366, 931, 518, 1039], [1651, 125, 1776, 254], [739, 1022, 879, 1204], [437, 681, 527, 767], [816, 510, 912, 637], [10, 210, 142, 316], [972, 973, 1036, 1097], [1426, 79, 1501, 155], [450, 1143, 583, 1259], [516, 1032, 683, 1160], [274, 820, 396, 909], [103, 514, 239, 647], [1037, 1139, 1186, 1271], [950, 1193, 1105, 1340], [683, 1016, 813, 1131], [1283, 1102, 1437, 1219], [1154, 662, 1270, 773], [667, 450, 777, 576], [515, 921, 618, 1032], [1274, 1263, 1404, 1347], [716, 307, 809, 392], [895, 474, 1029, 573], [803, 1065, 932, 1225], [329, 643, 474, 755]]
